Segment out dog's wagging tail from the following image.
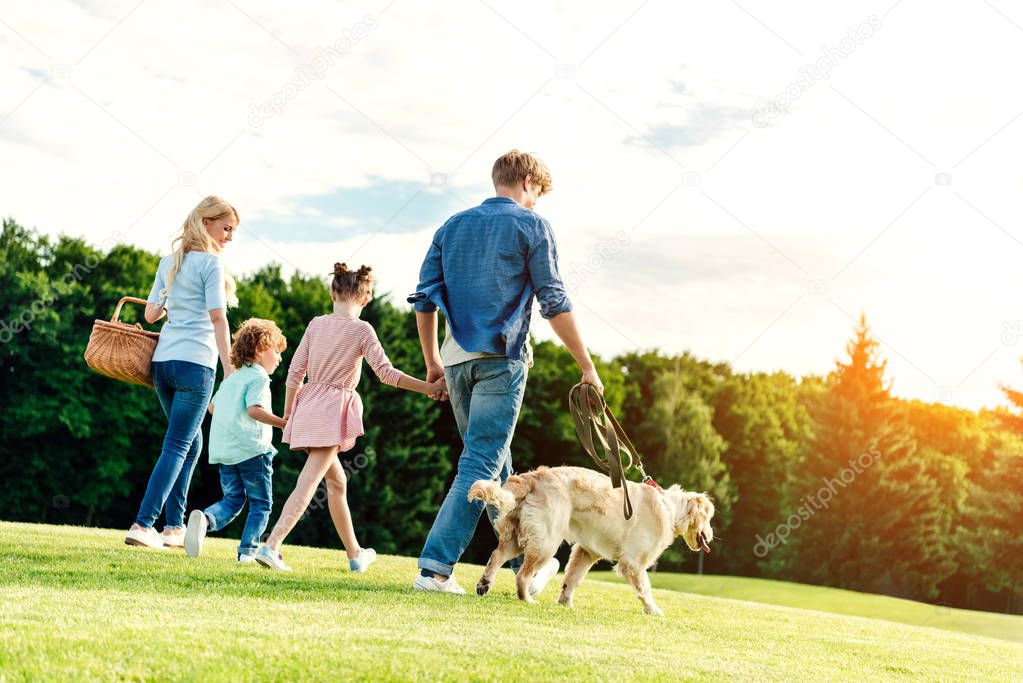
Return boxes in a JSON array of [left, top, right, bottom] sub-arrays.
[[467, 480, 516, 516]]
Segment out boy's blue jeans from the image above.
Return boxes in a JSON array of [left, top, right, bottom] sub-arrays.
[[418, 357, 527, 577], [203, 453, 274, 558], [136, 360, 214, 529]]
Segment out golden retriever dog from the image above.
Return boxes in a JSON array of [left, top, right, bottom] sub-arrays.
[[468, 466, 714, 615]]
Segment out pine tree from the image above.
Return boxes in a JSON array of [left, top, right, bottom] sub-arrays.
[[957, 368, 1023, 613], [780, 314, 956, 600]]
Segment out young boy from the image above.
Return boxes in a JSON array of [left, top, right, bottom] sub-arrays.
[[184, 318, 287, 562]]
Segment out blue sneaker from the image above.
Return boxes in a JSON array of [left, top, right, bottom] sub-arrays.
[[254, 544, 291, 571], [349, 547, 377, 573]]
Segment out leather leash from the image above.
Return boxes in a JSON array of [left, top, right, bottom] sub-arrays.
[[568, 382, 655, 520]]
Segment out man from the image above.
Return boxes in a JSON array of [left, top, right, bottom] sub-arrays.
[[408, 149, 604, 594]]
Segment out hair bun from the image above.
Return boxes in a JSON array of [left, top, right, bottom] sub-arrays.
[[332, 262, 348, 277], [356, 265, 372, 279]]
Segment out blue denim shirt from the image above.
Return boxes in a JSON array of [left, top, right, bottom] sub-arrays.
[[408, 197, 572, 361]]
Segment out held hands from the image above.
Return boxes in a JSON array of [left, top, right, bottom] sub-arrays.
[[426, 364, 448, 402], [427, 376, 448, 402]]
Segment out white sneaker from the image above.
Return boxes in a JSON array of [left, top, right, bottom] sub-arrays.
[[184, 510, 207, 558], [349, 547, 377, 573], [413, 574, 466, 594], [528, 558, 561, 597], [237, 554, 256, 564], [161, 528, 185, 548], [255, 544, 292, 571], [124, 526, 166, 550]]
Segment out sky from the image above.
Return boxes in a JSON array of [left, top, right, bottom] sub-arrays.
[[2, 0, 1022, 410]]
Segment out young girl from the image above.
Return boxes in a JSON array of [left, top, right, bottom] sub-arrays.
[[255, 263, 445, 571]]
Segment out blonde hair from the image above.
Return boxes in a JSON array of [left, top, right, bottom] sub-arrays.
[[331, 262, 373, 302], [492, 149, 552, 195], [164, 195, 239, 307], [230, 318, 287, 369]]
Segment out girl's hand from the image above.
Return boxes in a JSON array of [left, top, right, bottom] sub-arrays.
[[428, 377, 448, 402]]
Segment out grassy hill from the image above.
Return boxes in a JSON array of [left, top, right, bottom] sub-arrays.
[[592, 571, 1023, 644], [1, 522, 1021, 681]]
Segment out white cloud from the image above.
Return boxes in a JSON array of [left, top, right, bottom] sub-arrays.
[[2, 0, 1023, 409]]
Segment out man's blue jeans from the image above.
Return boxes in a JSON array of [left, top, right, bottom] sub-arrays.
[[418, 357, 528, 577], [135, 360, 214, 529], [203, 453, 274, 558]]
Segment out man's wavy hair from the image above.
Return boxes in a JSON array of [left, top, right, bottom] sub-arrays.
[[491, 149, 552, 195], [230, 318, 287, 369]]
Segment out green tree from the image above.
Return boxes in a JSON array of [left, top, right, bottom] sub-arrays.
[[781, 315, 957, 600], [631, 365, 733, 569], [710, 371, 814, 576]]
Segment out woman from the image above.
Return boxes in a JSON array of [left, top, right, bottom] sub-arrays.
[[125, 196, 239, 549]]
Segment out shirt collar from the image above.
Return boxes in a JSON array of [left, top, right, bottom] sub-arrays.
[[482, 196, 518, 206]]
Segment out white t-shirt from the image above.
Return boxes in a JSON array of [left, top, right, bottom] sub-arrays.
[[441, 320, 533, 368]]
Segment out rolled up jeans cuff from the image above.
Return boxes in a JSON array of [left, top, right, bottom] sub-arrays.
[[418, 557, 454, 577], [203, 510, 222, 533]]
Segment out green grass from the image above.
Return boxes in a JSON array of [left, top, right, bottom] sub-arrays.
[[592, 571, 1023, 644], [1, 522, 1021, 682]]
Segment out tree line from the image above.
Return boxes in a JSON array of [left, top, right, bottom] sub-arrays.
[[1, 218, 1019, 614]]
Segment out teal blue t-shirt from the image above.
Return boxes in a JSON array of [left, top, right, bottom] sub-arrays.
[[209, 364, 277, 465]]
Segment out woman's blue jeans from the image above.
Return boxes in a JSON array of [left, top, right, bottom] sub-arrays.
[[134, 360, 215, 529]]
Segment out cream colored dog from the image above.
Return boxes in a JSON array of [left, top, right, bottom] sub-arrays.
[[468, 465, 714, 615]]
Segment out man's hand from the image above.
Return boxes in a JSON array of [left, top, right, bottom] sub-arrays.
[[427, 364, 448, 401], [548, 311, 602, 395], [581, 366, 604, 395], [427, 376, 447, 401]]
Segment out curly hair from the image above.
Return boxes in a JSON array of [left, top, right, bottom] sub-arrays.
[[331, 262, 373, 302], [230, 318, 287, 369]]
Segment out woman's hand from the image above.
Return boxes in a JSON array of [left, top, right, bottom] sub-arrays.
[[209, 308, 232, 376], [144, 303, 166, 324]]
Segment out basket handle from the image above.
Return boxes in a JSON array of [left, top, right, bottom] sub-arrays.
[[111, 296, 150, 323]]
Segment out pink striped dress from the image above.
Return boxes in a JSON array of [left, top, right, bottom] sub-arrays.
[[281, 314, 404, 453]]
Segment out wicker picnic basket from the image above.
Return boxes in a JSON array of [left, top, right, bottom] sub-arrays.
[[83, 296, 160, 388]]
